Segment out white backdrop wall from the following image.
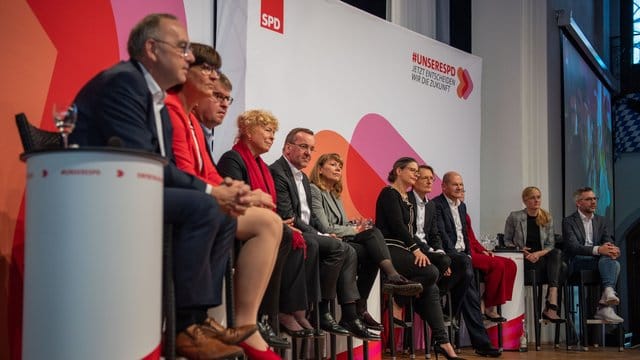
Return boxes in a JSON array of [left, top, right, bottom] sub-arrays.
[[215, 0, 483, 221]]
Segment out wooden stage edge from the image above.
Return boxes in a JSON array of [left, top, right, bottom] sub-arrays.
[[381, 346, 639, 359]]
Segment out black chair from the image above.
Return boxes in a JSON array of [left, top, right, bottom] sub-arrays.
[[423, 291, 458, 358], [383, 282, 424, 360], [565, 269, 624, 351], [524, 265, 570, 351], [474, 269, 504, 350], [15, 113, 62, 151]]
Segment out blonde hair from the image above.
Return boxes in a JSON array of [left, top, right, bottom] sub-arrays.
[[310, 153, 344, 197], [236, 109, 279, 142], [522, 186, 551, 227]]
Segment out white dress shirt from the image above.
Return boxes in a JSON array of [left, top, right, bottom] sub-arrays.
[[286, 158, 311, 225], [579, 210, 600, 255], [446, 195, 466, 252]]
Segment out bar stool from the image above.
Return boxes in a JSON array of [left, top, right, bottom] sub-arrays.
[[523, 266, 571, 350], [423, 292, 458, 359], [383, 282, 424, 359], [474, 269, 504, 350], [566, 269, 624, 351]]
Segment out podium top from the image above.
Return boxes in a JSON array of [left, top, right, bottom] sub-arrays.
[[20, 147, 169, 165]]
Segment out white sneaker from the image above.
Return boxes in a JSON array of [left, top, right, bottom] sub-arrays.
[[594, 306, 624, 323], [601, 287, 620, 305]]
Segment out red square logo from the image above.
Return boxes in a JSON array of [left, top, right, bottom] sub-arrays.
[[260, 0, 284, 34]]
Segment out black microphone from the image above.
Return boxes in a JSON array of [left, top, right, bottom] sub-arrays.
[[107, 136, 124, 148]]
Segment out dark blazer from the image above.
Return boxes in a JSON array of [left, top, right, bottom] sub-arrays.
[[217, 149, 249, 183], [432, 193, 470, 255], [562, 211, 614, 257], [269, 156, 318, 233], [70, 60, 206, 191], [375, 186, 420, 252], [407, 191, 444, 251]]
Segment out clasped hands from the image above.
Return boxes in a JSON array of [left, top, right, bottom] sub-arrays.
[[211, 177, 276, 217], [598, 242, 620, 259], [523, 247, 542, 263]]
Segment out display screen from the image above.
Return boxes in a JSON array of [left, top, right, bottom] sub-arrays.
[[562, 34, 614, 223]]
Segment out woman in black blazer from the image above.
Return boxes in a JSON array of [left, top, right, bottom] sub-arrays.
[[376, 157, 463, 359]]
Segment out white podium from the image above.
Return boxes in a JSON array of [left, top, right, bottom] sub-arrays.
[[486, 251, 525, 351], [21, 149, 166, 360]]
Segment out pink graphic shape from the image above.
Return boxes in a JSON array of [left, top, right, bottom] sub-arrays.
[[349, 113, 442, 194], [111, 0, 187, 60]]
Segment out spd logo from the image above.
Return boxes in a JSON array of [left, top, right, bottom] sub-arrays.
[[261, 0, 284, 34], [456, 67, 474, 100]]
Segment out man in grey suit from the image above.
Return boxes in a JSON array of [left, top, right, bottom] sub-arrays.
[[270, 128, 378, 340], [562, 186, 623, 322]]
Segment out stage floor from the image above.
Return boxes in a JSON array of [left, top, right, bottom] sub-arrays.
[[382, 347, 638, 359]]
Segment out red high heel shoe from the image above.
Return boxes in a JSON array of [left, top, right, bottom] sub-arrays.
[[238, 341, 282, 360]]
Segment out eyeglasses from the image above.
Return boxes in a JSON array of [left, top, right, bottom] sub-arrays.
[[405, 167, 419, 174], [198, 63, 219, 77], [580, 196, 598, 202], [151, 38, 192, 57], [289, 143, 315, 153], [212, 91, 234, 105]]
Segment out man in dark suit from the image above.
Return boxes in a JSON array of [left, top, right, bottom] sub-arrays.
[[409, 165, 475, 305], [432, 171, 501, 357], [563, 186, 623, 322], [70, 13, 253, 359], [270, 128, 377, 340], [193, 72, 233, 163]]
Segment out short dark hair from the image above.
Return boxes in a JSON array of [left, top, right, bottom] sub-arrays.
[[418, 164, 434, 174], [573, 186, 594, 202], [127, 13, 177, 59], [191, 42, 222, 69], [218, 72, 233, 91], [387, 157, 417, 183], [284, 128, 314, 147]]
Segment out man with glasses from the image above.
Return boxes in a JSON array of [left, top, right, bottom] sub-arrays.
[[193, 72, 234, 163], [70, 14, 255, 359], [269, 128, 379, 339], [563, 187, 623, 322]]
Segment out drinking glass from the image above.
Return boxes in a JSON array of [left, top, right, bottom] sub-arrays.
[[53, 103, 78, 148]]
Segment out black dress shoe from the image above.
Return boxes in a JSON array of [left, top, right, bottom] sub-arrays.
[[483, 313, 507, 323], [257, 319, 291, 348], [339, 318, 381, 341], [280, 323, 312, 338], [318, 312, 350, 335], [474, 346, 501, 357], [361, 311, 384, 331]]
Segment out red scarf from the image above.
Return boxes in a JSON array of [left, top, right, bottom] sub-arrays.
[[232, 141, 306, 256]]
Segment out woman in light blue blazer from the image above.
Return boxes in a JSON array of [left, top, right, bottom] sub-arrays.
[[309, 153, 421, 331], [503, 186, 564, 322]]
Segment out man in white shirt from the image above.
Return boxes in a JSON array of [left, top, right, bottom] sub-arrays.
[[193, 72, 233, 163], [432, 171, 501, 357], [562, 186, 622, 322], [270, 128, 378, 340]]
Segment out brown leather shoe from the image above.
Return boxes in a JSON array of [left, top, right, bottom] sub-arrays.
[[202, 317, 257, 345], [176, 324, 244, 360]]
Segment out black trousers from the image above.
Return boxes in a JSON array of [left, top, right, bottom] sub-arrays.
[[345, 227, 390, 300], [447, 252, 492, 349], [525, 248, 563, 288], [389, 246, 449, 343], [165, 188, 236, 309], [260, 225, 308, 317]]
